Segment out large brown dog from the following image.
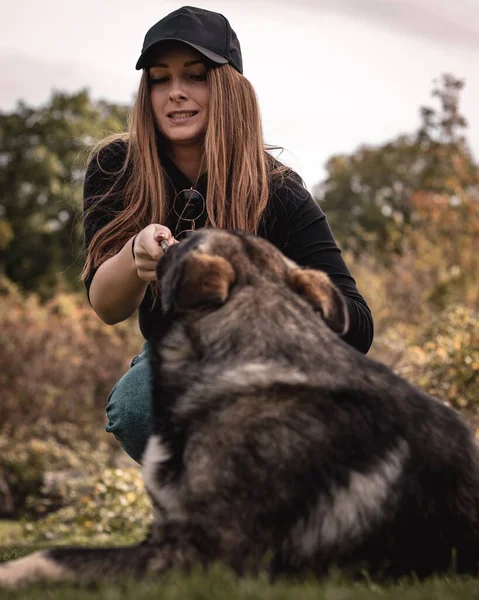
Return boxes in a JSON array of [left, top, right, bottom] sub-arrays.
[[1, 229, 479, 587]]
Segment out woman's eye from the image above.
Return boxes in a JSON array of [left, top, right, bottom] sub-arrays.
[[188, 73, 207, 81], [150, 77, 168, 85]]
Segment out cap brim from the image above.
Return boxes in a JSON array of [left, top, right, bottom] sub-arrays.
[[135, 38, 228, 70]]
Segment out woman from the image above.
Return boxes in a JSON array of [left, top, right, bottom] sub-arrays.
[[82, 6, 374, 463]]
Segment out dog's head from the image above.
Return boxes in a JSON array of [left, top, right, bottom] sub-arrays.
[[156, 230, 349, 335]]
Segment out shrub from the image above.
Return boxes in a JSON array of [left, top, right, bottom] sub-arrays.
[[0, 279, 143, 519], [0, 421, 114, 519], [0, 278, 142, 432], [23, 467, 151, 544], [405, 305, 479, 410]]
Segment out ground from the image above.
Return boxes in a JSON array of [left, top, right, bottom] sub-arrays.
[[1, 522, 479, 599]]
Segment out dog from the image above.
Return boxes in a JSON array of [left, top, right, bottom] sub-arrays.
[[1, 228, 479, 587]]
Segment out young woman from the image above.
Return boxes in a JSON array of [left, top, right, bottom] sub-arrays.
[[82, 6, 374, 463]]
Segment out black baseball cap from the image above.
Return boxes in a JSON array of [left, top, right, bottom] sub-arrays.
[[136, 6, 243, 74]]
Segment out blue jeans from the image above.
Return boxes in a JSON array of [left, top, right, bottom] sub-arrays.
[[105, 341, 152, 463]]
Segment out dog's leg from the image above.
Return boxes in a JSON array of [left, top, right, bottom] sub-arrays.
[[0, 551, 74, 588], [0, 540, 206, 589], [0, 546, 151, 588]]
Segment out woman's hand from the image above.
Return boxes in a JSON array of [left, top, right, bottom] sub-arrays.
[[132, 224, 177, 281]]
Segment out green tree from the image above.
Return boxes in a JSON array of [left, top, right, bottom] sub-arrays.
[[314, 74, 479, 259], [0, 90, 129, 298]]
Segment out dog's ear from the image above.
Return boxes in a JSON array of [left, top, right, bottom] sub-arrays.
[[288, 269, 349, 335], [171, 251, 236, 311]]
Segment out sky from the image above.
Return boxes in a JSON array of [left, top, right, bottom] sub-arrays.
[[2, 0, 479, 191]]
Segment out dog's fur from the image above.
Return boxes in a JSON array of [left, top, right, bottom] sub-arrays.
[[2, 229, 479, 587]]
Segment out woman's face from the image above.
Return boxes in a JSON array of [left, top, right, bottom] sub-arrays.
[[148, 44, 209, 150]]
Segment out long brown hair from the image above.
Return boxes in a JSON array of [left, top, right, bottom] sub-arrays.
[[81, 63, 288, 282]]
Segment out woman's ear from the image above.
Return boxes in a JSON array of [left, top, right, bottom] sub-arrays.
[[288, 269, 349, 335], [168, 251, 236, 312]]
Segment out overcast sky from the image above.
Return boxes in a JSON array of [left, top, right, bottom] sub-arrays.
[[2, 0, 479, 191]]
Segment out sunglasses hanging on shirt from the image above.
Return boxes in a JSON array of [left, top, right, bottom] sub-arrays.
[[173, 188, 206, 240]]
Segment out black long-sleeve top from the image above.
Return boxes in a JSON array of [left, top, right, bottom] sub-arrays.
[[83, 141, 374, 353]]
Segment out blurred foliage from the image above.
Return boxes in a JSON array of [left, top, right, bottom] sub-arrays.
[[0, 422, 113, 520], [406, 305, 478, 411], [315, 74, 479, 265], [23, 467, 151, 543], [0, 277, 142, 519], [0, 274, 142, 431], [0, 89, 129, 298]]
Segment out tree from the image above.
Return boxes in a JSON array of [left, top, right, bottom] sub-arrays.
[[0, 90, 129, 297], [314, 74, 479, 260]]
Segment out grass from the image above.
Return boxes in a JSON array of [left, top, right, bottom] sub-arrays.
[[1, 553, 479, 600], [1, 530, 479, 599], [0, 559, 479, 600]]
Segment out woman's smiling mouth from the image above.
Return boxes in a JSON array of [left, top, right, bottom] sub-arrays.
[[167, 111, 199, 121]]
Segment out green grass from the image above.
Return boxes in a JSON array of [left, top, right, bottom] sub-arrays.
[[1, 527, 479, 599], [1, 549, 479, 599]]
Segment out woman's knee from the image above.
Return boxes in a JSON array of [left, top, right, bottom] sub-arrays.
[[105, 351, 151, 463]]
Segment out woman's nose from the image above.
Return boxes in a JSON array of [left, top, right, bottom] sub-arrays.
[[169, 79, 187, 102]]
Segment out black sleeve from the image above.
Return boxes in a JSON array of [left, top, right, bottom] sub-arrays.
[[83, 140, 128, 300], [264, 175, 374, 354]]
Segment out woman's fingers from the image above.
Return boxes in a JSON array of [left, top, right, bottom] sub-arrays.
[[134, 253, 159, 281], [137, 225, 172, 261], [153, 224, 173, 243], [134, 224, 179, 280], [137, 269, 158, 282], [159, 239, 170, 254]]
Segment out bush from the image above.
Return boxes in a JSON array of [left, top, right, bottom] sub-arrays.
[[23, 467, 151, 544], [405, 305, 479, 410], [0, 278, 143, 519], [0, 277, 142, 432], [0, 421, 114, 519]]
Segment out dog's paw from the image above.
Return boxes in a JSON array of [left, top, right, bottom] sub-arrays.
[[0, 551, 73, 588]]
